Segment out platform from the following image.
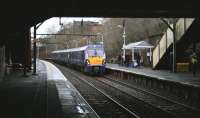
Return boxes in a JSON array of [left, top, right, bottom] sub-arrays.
[[106, 64, 200, 88], [106, 63, 200, 108], [0, 60, 99, 118]]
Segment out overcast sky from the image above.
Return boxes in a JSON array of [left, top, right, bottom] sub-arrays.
[[31, 17, 103, 38]]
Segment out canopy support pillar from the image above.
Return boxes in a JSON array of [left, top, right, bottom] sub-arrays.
[[150, 48, 152, 62], [132, 49, 134, 62]]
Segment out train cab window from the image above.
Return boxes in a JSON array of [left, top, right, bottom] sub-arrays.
[[87, 49, 104, 56], [87, 50, 96, 56], [96, 50, 104, 56]]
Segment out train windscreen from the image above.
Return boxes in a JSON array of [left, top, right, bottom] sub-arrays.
[[87, 49, 104, 56]]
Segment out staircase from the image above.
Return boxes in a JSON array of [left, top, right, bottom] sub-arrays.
[[153, 18, 195, 69]]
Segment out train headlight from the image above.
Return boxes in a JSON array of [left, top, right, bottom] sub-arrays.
[[102, 59, 106, 65], [86, 60, 90, 65]]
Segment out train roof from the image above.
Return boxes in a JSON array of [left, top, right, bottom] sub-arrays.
[[51, 45, 88, 53], [51, 44, 103, 54]]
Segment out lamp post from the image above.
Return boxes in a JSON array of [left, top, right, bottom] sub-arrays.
[[122, 24, 126, 62], [117, 20, 126, 65]]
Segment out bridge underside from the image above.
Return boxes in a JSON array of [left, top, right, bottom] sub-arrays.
[[0, 1, 199, 77]]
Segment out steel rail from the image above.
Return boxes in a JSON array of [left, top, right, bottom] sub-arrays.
[[66, 68, 140, 118]]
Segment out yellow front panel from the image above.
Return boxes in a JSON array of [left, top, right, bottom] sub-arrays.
[[88, 56, 103, 65]]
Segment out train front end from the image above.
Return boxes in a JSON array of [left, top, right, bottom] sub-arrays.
[[84, 44, 106, 75]]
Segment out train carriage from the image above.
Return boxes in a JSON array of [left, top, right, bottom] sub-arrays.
[[50, 44, 106, 75]]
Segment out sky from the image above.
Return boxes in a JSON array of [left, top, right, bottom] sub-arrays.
[[31, 17, 103, 38]]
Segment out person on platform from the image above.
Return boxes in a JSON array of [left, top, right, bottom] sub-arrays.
[[190, 51, 198, 76], [136, 53, 141, 68]]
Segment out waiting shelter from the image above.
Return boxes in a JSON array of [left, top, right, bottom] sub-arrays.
[[122, 40, 154, 67]]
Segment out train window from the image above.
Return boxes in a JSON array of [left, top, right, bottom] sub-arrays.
[[87, 49, 104, 56], [81, 51, 84, 59], [96, 50, 104, 56], [82, 51, 84, 55], [87, 50, 96, 56]]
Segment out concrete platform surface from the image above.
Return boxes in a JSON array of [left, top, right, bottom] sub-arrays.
[[42, 60, 99, 118], [106, 64, 200, 88], [0, 60, 99, 118]]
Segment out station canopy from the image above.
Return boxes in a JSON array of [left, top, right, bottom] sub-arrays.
[[122, 40, 154, 50]]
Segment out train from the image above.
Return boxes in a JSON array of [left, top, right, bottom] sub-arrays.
[[50, 44, 106, 75]]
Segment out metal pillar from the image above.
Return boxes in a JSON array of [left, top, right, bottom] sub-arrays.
[[122, 20, 126, 62], [150, 48, 152, 62], [37, 43, 39, 58], [172, 20, 176, 73], [33, 25, 37, 75], [132, 49, 134, 61], [28, 29, 32, 70], [23, 30, 30, 76], [160, 18, 177, 73], [32, 21, 45, 75]]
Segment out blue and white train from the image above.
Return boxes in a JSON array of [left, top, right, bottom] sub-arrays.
[[50, 44, 106, 75]]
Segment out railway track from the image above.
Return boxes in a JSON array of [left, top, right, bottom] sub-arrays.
[[54, 63, 175, 118], [56, 64, 139, 118], [101, 75, 200, 118], [53, 62, 200, 118]]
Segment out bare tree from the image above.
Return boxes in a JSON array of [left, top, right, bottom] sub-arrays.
[[102, 18, 167, 59]]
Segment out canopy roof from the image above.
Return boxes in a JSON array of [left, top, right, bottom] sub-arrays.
[[122, 41, 154, 50]]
